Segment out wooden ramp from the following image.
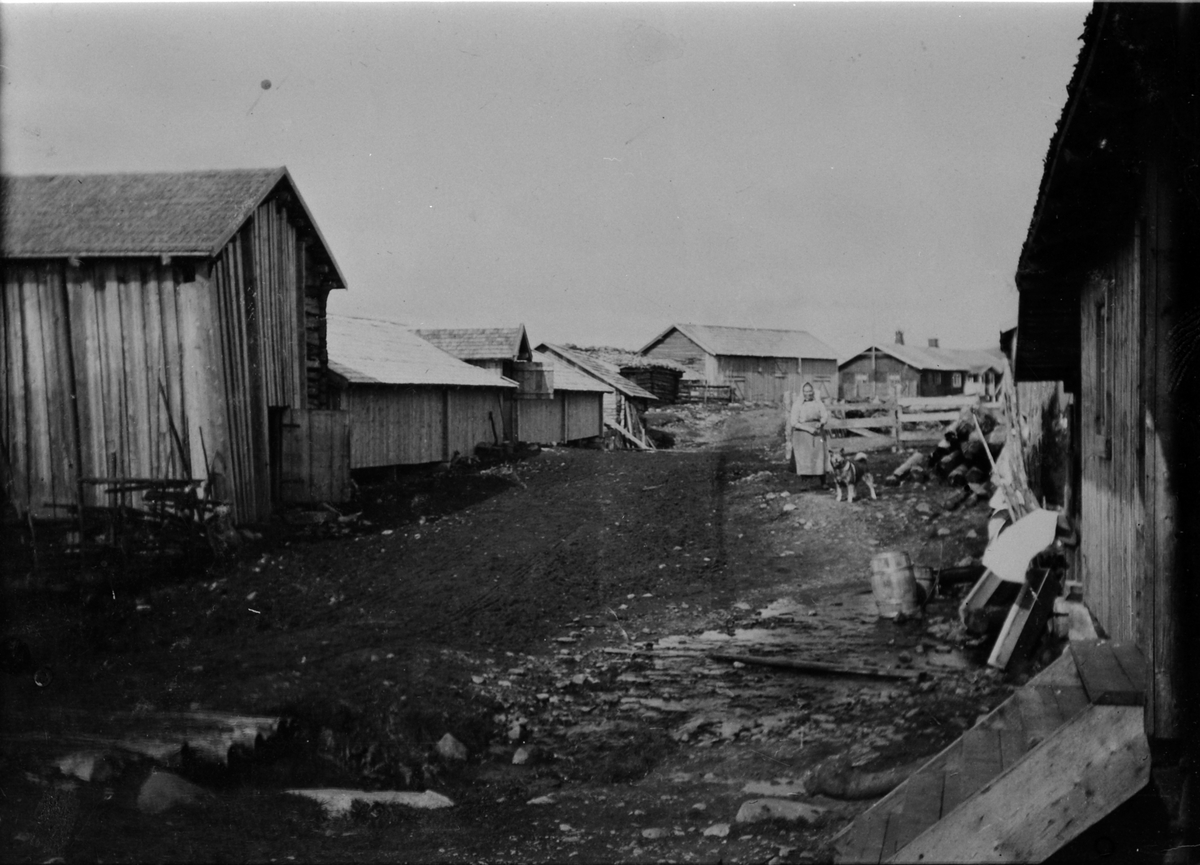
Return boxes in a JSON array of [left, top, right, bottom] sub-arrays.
[[833, 640, 1149, 863]]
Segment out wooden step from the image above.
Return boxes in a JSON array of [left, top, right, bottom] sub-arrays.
[[833, 641, 1149, 863]]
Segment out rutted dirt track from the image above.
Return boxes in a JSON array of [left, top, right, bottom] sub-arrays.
[[1, 406, 1014, 864]]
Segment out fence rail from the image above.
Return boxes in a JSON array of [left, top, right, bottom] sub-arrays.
[[822, 394, 1001, 451]]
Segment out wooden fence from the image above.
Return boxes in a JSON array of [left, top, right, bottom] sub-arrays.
[[822, 394, 1002, 451], [679, 382, 733, 403]]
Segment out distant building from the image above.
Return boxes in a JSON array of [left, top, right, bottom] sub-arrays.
[[638, 324, 838, 403], [537, 343, 657, 449], [838, 332, 1003, 399]]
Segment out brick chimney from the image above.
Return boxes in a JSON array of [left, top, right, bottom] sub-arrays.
[[894, 330, 905, 345], [928, 337, 939, 348]]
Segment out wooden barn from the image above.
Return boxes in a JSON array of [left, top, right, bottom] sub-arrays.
[[326, 316, 516, 469], [536, 343, 657, 449], [511, 351, 607, 446], [638, 323, 838, 404], [1015, 0, 1198, 767], [837, 333, 1001, 399], [0, 168, 349, 525]]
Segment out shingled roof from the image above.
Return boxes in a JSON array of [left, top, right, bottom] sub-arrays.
[[414, 326, 532, 362], [1, 168, 345, 285], [840, 344, 1004, 374], [531, 350, 610, 393], [537, 343, 657, 401], [640, 324, 838, 360], [327, 315, 515, 388]]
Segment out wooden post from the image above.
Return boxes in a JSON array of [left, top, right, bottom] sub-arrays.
[[893, 399, 902, 449]]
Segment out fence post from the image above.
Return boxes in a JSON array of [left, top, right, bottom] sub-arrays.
[[893, 392, 902, 450]]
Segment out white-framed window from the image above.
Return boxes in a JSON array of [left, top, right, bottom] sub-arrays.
[[952, 373, 962, 388]]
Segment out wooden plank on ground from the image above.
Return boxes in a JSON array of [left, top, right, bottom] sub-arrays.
[[1050, 684, 1090, 723], [987, 571, 1060, 670], [835, 804, 890, 864], [893, 765, 946, 852], [1014, 686, 1067, 750], [939, 740, 965, 817], [1029, 648, 1080, 686], [959, 727, 1002, 803], [1072, 641, 1144, 706], [1109, 642, 1148, 697], [889, 705, 1150, 863]]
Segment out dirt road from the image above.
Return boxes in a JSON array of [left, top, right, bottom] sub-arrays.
[[1, 405, 1011, 863]]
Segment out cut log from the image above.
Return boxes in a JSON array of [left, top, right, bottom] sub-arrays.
[[891, 451, 927, 479], [708, 652, 924, 681]]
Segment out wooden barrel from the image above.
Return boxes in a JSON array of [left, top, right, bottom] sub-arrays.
[[870, 551, 919, 618]]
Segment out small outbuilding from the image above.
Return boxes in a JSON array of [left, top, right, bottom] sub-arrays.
[[638, 323, 838, 404], [326, 316, 516, 469], [536, 343, 657, 449], [511, 351, 608, 446], [1, 168, 348, 524]]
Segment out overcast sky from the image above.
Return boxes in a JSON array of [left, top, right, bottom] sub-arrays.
[[2, 2, 1089, 356]]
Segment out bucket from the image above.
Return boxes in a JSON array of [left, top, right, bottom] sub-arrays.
[[870, 551, 920, 618]]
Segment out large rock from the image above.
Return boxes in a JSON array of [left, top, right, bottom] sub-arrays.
[[137, 770, 208, 814], [734, 798, 826, 825], [435, 733, 468, 762]]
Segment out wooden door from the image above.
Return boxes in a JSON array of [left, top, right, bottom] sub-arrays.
[[277, 408, 352, 504]]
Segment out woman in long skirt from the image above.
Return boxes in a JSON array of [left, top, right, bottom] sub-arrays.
[[787, 382, 830, 488]]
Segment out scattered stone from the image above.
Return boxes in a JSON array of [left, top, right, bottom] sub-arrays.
[[507, 722, 527, 742], [435, 733, 468, 762], [512, 745, 542, 765], [915, 503, 932, 515], [137, 770, 209, 814], [56, 750, 119, 784], [936, 527, 951, 536], [527, 794, 555, 805], [782, 503, 796, 513], [735, 798, 826, 825], [742, 780, 807, 798], [642, 827, 668, 839], [703, 823, 731, 838], [287, 788, 453, 817]]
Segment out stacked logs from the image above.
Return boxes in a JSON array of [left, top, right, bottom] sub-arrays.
[[929, 408, 1001, 487]]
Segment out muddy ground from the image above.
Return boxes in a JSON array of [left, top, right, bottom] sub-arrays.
[[1, 404, 1023, 863]]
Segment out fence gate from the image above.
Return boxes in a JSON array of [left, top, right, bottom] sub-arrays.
[[277, 408, 352, 505]]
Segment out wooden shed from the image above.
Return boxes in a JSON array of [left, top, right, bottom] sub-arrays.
[[0, 168, 349, 524], [414, 326, 552, 441], [837, 334, 999, 399], [326, 316, 517, 469], [1014, 3, 1200, 751], [511, 351, 607, 446], [536, 343, 658, 449], [639, 323, 838, 404]]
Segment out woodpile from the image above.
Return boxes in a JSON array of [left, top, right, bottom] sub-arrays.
[[929, 408, 1001, 487]]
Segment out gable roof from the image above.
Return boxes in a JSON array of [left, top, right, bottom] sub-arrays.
[[327, 315, 514, 388], [531, 350, 610, 393], [840, 343, 975, 373], [537, 343, 657, 401], [414, 326, 531, 362], [640, 324, 838, 360], [1, 167, 346, 287]]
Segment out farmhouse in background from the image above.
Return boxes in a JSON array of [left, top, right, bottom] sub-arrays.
[[326, 316, 516, 469], [537, 342, 657, 450], [0, 168, 348, 524], [638, 323, 838, 404], [838, 331, 1004, 399]]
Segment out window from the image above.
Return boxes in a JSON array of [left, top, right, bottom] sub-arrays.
[[952, 373, 962, 388], [854, 373, 869, 383]]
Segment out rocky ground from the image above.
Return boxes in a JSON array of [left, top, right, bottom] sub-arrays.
[[0, 404, 1023, 863]]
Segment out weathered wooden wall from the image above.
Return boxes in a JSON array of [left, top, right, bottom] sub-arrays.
[[643, 331, 715, 380], [1077, 204, 1180, 738], [515, 391, 603, 444], [714, 355, 797, 404], [340, 385, 507, 469], [800, 358, 838, 400], [838, 354, 920, 399], [278, 408, 351, 504], [1, 195, 319, 524], [620, 368, 681, 404]]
